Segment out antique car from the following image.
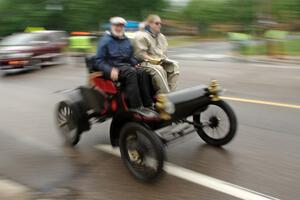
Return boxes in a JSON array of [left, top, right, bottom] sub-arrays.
[[55, 56, 237, 182]]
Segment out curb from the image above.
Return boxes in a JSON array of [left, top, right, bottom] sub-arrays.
[[253, 59, 300, 65], [228, 55, 300, 65]]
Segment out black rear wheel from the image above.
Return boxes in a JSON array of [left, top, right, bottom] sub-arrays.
[[193, 100, 237, 146], [56, 101, 81, 146], [119, 122, 165, 182]]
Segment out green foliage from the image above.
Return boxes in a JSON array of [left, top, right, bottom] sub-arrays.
[[239, 39, 300, 55], [0, 0, 167, 36], [99, 0, 168, 20], [286, 39, 300, 55], [183, 0, 256, 31], [1, 0, 299, 36], [182, 0, 300, 32], [271, 0, 300, 22]]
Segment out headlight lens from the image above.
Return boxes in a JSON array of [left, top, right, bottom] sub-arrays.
[[164, 101, 175, 114]]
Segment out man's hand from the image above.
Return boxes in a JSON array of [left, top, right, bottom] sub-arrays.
[[110, 67, 119, 81], [148, 58, 162, 65], [134, 64, 141, 68], [144, 54, 162, 65]]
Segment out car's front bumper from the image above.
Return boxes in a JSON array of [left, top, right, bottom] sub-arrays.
[[0, 65, 40, 75]]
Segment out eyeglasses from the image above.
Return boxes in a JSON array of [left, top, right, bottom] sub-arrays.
[[113, 24, 125, 27], [154, 22, 162, 26]]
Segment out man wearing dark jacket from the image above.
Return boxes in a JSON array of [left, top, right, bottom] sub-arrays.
[[95, 17, 153, 112]]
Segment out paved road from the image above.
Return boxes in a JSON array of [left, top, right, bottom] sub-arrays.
[[0, 45, 300, 200]]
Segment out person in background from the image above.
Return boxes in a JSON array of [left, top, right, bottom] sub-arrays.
[[95, 17, 154, 114], [133, 14, 179, 95]]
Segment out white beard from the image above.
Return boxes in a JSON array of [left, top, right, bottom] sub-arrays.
[[111, 29, 124, 38]]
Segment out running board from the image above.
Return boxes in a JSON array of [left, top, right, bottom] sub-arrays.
[[156, 123, 196, 144]]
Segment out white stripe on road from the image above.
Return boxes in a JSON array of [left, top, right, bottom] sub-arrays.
[[95, 144, 280, 200], [0, 179, 32, 200]]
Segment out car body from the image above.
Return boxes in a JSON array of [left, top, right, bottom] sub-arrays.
[[0, 30, 68, 74], [55, 56, 238, 182]]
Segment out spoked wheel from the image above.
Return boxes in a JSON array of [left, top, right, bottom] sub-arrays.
[[193, 100, 237, 146], [119, 122, 165, 182], [56, 101, 81, 146]]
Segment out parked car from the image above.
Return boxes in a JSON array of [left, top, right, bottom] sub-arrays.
[[0, 30, 68, 74]]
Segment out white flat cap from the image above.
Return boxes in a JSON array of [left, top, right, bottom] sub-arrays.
[[110, 17, 127, 25]]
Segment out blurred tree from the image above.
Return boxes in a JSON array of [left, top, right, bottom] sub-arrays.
[[182, 0, 300, 33], [100, 0, 168, 20], [0, 0, 36, 35], [271, 0, 300, 22], [62, 0, 167, 30], [0, 0, 167, 36], [182, 0, 256, 33], [0, 0, 61, 35], [1, 0, 299, 36]]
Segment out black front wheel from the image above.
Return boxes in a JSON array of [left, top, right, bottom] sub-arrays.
[[119, 122, 165, 182], [56, 101, 82, 146], [193, 100, 237, 146]]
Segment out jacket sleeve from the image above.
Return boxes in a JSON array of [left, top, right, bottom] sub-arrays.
[[95, 37, 112, 79], [133, 33, 148, 62], [128, 45, 138, 65], [129, 57, 138, 66]]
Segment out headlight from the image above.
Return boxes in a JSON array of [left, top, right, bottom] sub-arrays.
[[164, 101, 175, 114], [208, 80, 221, 101]]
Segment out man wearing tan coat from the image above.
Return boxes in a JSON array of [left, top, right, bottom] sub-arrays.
[[133, 15, 179, 94]]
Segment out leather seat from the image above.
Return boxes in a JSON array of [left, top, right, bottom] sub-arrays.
[[166, 85, 208, 105], [86, 55, 121, 92]]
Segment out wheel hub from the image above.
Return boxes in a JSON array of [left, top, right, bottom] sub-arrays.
[[129, 150, 140, 161], [209, 116, 219, 128], [129, 148, 145, 164]]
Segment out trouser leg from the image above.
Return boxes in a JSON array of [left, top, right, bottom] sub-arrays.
[[143, 64, 170, 95], [162, 62, 180, 92], [118, 66, 142, 109], [136, 68, 154, 107], [167, 71, 179, 91]]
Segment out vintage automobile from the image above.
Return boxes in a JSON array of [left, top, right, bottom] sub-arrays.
[[55, 56, 237, 182]]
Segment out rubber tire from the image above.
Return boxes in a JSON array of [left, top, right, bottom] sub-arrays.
[[56, 101, 81, 146], [119, 122, 165, 182], [193, 100, 237, 146]]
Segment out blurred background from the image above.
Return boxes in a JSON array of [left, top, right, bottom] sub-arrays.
[[0, 0, 299, 56], [0, 1, 300, 200]]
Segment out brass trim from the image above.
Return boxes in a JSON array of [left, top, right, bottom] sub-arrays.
[[155, 94, 172, 120], [208, 80, 221, 101]]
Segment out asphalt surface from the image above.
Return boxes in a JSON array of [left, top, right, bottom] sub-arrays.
[[0, 43, 300, 200]]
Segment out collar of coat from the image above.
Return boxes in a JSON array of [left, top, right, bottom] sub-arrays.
[[145, 25, 159, 38], [106, 30, 127, 40]]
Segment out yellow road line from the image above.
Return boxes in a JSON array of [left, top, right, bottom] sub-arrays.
[[221, 96, 300, 109]]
